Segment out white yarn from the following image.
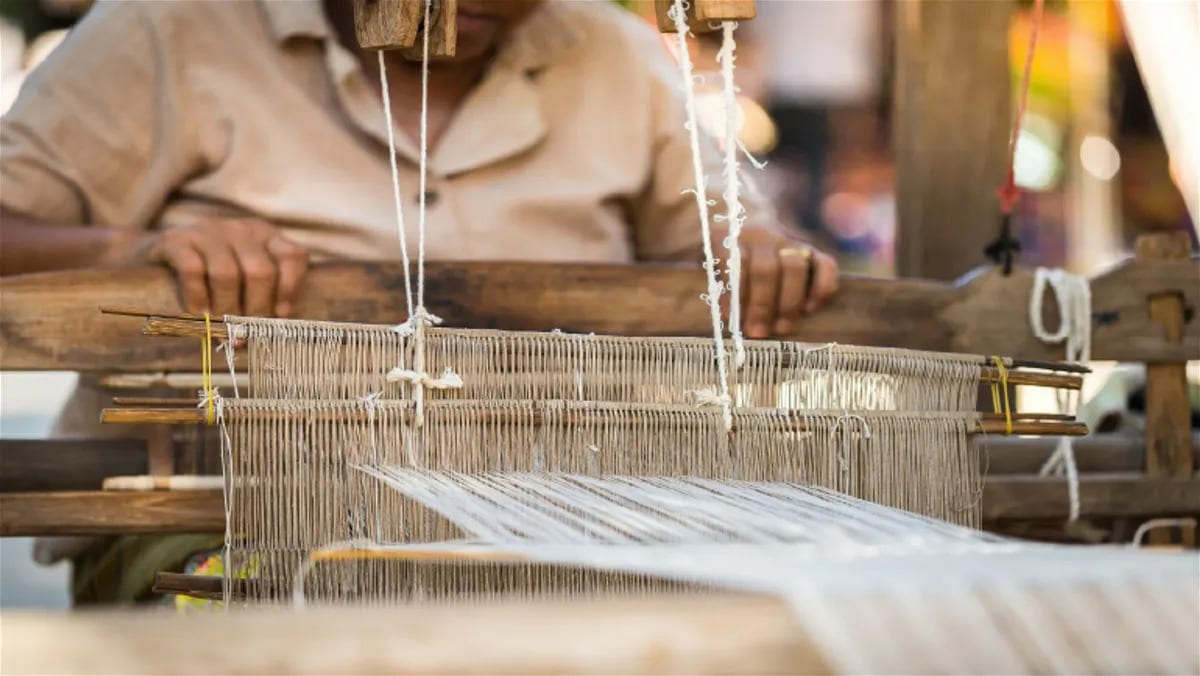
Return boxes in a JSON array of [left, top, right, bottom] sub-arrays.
[[415, 0, 432, 313], [377, 51, 415, 317], [717, 21, 747, 369], [1029, 268, 1092, 522], [670, 0, 732, 430], [386, 366, 464, 390], [1131, 517, 1198, 547]]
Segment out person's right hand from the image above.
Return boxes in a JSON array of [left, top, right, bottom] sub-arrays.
[[135, 218, 309, 317]]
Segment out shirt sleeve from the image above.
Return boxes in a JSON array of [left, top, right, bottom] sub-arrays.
[[629, 31, 780, 263], [0, 2, 195, 228]]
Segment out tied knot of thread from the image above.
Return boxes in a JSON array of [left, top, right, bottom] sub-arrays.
[[392, 308, 443, 337], [386, 366, 464, 390], [196, 387, 223, 423], [830, 413, 872, 473], [688, 388, 731, 408]]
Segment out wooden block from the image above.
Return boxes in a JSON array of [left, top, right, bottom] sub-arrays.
[[353, 0, 421, 50], [1136, 231, 1196, 547], [655, 0, 754, 33], [399, 0, 456, 60]]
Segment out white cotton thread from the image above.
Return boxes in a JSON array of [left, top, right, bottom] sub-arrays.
[[670, 0, 732, 431], [717, 21, 747, 369], [1131, 518, 1198, 547], [416, 0, 432, 312], [377, 51, 415, 317], [1029, 268, 1091, 522]]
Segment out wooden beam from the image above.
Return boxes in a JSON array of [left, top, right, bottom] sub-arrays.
[[893, 0, 1014, 280], [0, 595, 821, 675], [6, 434, 1187, 495], [1, 258, 1196, 372], [0, 490, 224, 536], [982, 474, 1200, 522], [6, 474, 1199, 536], [0, 438, 147, 492], [1137, 231, 1197, 546]]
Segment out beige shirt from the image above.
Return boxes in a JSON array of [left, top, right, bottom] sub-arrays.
[[1, 0, 771, 263]]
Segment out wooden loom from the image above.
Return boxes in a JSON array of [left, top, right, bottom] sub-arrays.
[[1, 0, 1198, 672]]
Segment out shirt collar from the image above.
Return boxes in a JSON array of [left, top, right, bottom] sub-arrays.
[[259, 0, 330, 43]]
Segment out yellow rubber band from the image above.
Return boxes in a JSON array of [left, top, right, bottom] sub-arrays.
[[202, 312, 215, 425], [991, 356, 1012, 435]]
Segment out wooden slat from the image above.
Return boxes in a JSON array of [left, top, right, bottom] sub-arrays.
[[0, 438, 147, 492], [0, 490, 224, 536], [6, 474, 1199, 536], [0, 595, 819, 675], [982, 474, 1200, 522], [1, 258, 1196, 372], [6, 435, 1184, 496]]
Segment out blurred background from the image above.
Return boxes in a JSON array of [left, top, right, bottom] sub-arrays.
[[0, 0, 1195, 607]]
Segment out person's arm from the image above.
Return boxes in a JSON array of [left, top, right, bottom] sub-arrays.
[[0, 209, 138, 275], [0, 3, 309, 316]]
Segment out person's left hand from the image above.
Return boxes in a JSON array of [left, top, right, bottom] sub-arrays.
[[713, 225, 839, 339]]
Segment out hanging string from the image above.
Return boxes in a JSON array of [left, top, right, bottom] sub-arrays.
[[717, 21, 747, 369], [200, 312, 216, 425], [415, 0, 432, 314], [985, 0, 1045, 274], [1030, 267, 1091, 522], [669, 0, 732, 430], [377, 51, 415, 317]]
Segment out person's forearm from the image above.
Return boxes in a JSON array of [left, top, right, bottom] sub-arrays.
[[0, 209, 139, 275]]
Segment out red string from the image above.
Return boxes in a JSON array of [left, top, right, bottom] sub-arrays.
[[997, 0, 1045, 215]]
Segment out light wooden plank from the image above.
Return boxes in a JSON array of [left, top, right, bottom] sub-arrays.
[[0, 595, 820, 675]]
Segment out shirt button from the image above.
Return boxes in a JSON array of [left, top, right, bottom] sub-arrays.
[[415, 190, 440, 207]]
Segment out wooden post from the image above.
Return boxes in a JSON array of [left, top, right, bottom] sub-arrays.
[[893, 0, 1014, 280], [1136, 231, 1196, 546]]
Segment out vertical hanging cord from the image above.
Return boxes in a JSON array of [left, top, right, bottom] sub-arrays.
[[986, 0, 1044, 273], [415, 0, 432, 313], [201, 312, 215, 425], [412, 0, 434, 428], [377, 51, 415, 316], [670, 0, 732, 430], [718, 21, 747, 370]]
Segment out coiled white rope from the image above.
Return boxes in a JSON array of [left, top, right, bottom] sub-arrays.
[[1029, 268, 1092, 522]]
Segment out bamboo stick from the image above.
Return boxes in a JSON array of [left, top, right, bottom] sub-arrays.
[[101, 405, 1088, 437]]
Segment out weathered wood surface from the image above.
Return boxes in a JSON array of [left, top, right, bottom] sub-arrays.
[[0, 490, 224, 536], [6, 472, 1198, 536], [893, 0, 1013, 280], [1, 257, 1196, 372], [353, 0, 420, 50], [1, 594, 819, 675], [6, 434, 1189, 494], [0, 438, 146, 491]]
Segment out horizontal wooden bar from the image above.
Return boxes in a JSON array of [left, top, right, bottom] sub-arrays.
[[0, 438, 148, 492], [7, 434, 1183, 495], [7, 474, 1196, 536], [99, 406, 1088, 436], [2, 258, 1196, 372], [0, 594, 815, 675], [0, 490, 225, 536]]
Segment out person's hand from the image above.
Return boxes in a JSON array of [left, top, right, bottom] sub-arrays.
[[129, 219, 309, 317], [714, 225, 839, 339]]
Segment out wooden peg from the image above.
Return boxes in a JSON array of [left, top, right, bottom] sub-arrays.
[[655, 0, 756, 34], [353, 0, 456, 58]]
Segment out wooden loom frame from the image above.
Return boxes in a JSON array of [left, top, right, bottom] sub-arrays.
[[0, 231, 1196, 541]]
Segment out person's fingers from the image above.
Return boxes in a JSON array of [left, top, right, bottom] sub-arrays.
[[807, 251, 840, 313], [231, 236, 278, 317], [268, 236, 309, 317], [774, 247, 812, 335], [152, 242, 210, 314], [743, 242, 781, 339], [196, 238, 242, 316]]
